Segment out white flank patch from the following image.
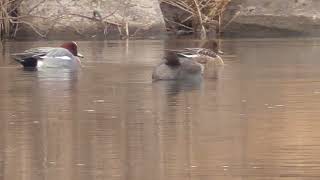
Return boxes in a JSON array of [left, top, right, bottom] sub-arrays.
[[41, 56, 72, 60], [180, 54, 199, 58]]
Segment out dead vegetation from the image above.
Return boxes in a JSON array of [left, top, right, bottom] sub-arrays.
[[1, 0, 16, 40], [1, 0, 231, 41], [160, 0, 231, 38], [0, 0, 146, 41]]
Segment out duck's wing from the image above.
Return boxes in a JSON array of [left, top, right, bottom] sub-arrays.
[[11, 47, 53, 61], [165, 48, 201, 58], [181, 48, 217, 58], [42, 48, 74, 60], [23, 47, 53, 54], [11, 47, 55, 68], [165, 48, 218, 59], [11, 52, 43, 68]]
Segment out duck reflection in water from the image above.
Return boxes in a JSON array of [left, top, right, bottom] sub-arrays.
[[152, 77, 203, 96]]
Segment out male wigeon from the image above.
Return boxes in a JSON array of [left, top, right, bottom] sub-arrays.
[[152, 51, 204, 81], [12, 41, 83, 70]]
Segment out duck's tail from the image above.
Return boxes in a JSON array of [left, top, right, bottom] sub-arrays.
[[12, 53, 39, 68]]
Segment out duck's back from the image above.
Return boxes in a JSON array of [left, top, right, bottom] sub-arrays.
[[152, 63, 180, 80], [41, 48, 80, 70], [12, 47, 80, 70], [180, 58, 203, 74], [11, 47, 52, 64], [152, 58, 203, 81]]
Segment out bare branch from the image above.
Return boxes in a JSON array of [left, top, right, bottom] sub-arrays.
[[10, 19, 47, 38], [27, 0, 46, 14], [68, 13, 121, 26], [160, 0, 230, 37], [1, 0, 162, 40]]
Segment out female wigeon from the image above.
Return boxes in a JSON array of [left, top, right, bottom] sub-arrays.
[[152, 51, 204, 81], [12, 41, 83, 70], [174, 40, 224, 65], [167, 40, 224, 78]]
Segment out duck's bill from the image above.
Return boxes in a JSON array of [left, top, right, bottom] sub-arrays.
[[77, 53, 84, 58]]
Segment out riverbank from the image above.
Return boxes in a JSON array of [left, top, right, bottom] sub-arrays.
[[3, 0, 320, 40], [222, 0, 320, 37]]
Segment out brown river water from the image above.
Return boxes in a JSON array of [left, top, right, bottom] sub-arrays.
[[1, 38, 320, 180]]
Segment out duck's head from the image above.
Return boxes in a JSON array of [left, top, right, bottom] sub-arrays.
[[203, 40, 224, 55], [60, 41, 84, 58], [165, 51, 181, 67]]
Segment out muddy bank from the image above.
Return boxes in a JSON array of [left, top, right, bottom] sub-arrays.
[[158, 0, 320, 38], [15, 0, 165, 40], [16, 24, 165, 40], [11, 0, 320, 39], [222, 0, 320, 37]]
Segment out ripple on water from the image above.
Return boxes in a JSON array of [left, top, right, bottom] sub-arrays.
[[1, 39, 320, 179]]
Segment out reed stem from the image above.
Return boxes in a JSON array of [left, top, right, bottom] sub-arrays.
[[161, 0, 230, 37]]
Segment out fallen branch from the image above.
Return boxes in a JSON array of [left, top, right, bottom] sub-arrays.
[[164, 17, 193, 30], [68, 13, 121, 26]]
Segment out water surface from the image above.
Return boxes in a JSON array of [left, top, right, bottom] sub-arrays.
[[1, 38, 320, 179]]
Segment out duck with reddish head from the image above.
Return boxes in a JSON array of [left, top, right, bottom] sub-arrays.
[[12, 41, 83, 71]]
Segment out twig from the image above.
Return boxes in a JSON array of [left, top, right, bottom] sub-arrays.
[[164, 17, 193, 30], [27, 0, 46, 14], [68, 13, 121, 26], [11, 20, 46, 38], [221, 11, 240, 30]]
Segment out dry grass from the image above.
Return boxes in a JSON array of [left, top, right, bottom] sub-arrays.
[[0, 0, 11, 40], [0, 0, 20, 41], [0, 0, 144, 41], [1, 0, 230, 41], [160, 0, 231, 38]]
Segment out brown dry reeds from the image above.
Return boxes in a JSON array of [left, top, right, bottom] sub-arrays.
[[0, 0, 20, 41], [0, 0, 10, 40], [0, 0, 135, 41], [160, 0, 230, 38]]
